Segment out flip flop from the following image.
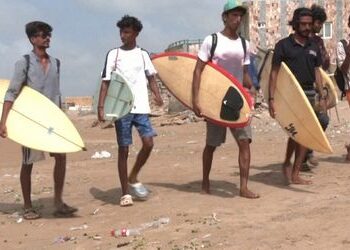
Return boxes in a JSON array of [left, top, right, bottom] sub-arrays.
[[54, 203, 78, 217], [129, 182, 149, 200], [23, 208, 41, 220], [120, 194, 133, 207]]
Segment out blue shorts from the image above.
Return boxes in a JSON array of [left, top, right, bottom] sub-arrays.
[[115, 113, 156, 146]]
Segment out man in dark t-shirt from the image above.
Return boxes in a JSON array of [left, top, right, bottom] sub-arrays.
[[268, 7, 327, 185]]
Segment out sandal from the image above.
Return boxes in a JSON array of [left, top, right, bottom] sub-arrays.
[[120, 194, 133, 207], [23, 208, 41, 220], [129, 182, 149, 200], [54, 203, 78, 217]]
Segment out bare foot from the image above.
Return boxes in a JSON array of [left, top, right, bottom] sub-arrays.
[[240, 189, 260, 199], [345, 144, 350, 161], [201, 181, 211, 194], [282, 162, 292, 184], [291, 175, 312, 185]]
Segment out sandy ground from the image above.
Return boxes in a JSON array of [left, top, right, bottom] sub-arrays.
[[1, 101, 350, 250]]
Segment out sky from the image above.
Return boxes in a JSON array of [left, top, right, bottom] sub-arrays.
[[0, 0, 226, 97]]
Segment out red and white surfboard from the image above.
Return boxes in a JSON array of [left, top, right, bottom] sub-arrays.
[[152, 52, 253, 128]]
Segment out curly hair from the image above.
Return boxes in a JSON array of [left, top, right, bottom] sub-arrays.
[[116, 15, 143, 32], [25, 21, 52, 38], [311, 4, 327, 23], [288, 7, 312, 31]]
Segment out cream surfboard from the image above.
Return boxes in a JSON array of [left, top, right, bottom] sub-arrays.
[[259, 51, 333, 153], [0, 79, 85, 153], [93, 71, 134, 124], [152, 52, 253, 128], [314, 69, 338, 111]]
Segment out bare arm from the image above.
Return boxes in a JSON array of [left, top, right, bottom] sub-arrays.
[[191, 58, 206, 117], [243, 65, 253, 89], [268, 64, 280, 118], [147, 74, 163, 106], [97, 80, 110, 122], [0, 101, 14, 138]]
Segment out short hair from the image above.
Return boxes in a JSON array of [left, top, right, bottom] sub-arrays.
[[288, 7, 313, 31], [116, 15, 143, 32], [25, 21, 52, 38], [311, 4, 327, 23]]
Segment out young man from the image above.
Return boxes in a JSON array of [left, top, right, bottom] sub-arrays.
[[98, 15, 163, 206], [192, 0, 259, 199], [268, 8, 327, 184], [282, 5, 330, 172], [299, 4, 330, 170], [337, 14, 350, 160], [0, 21, 77, 219]]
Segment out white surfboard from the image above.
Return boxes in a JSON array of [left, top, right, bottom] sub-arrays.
[[259, 52, 333, 154], [0, 79, 85, 153]]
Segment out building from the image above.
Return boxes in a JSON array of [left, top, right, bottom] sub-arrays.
[[166, 0, 350, 67]]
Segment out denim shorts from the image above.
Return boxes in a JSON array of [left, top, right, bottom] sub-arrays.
[[115, 113, 156, 146]]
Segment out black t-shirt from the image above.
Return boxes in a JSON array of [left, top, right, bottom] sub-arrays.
[[272, 35, 322, 91]]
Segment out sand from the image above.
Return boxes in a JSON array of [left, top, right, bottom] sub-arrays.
[[1, 101, 350, 250]]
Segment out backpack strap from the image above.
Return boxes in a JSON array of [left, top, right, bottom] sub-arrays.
[[23, 54, 30, 85], [209, 33, 217, 62], [23, 54, 60, 81], [55, 58, 60, 75], [209, 33, 247, 61], [240, 35, 247, 60]]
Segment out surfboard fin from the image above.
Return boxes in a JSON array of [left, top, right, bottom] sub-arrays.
[[220, 87, 243, 121]]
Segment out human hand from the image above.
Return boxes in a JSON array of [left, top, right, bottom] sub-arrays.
[[192, 101, 202, 117], [0, 123, 7, 138], [268, 99, 276, 118], [154, 96, 163, 106]]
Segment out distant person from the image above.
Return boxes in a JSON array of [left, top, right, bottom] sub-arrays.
[[0, 21, 78, 219], [98, 15, 163, 206], [268, 8, 326, 184], [336, 14, 350, 160], [192, 0, 259, 199]]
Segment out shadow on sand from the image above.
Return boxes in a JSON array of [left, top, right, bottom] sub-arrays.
[[0, 197, 80, 219]]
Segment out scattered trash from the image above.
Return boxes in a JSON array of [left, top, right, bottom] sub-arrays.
[[140, 217, 170, 230], [92, 208, 100, 215], [91, 150, 111, 159], [16, 218, 23, 224], [53, 236, 76, 244], [111, 228, 141, 237], [69, 224, 88, 231], [91, 235, 102, 240], [111, 217, 170, 238], [211, 213, 221, 222], [116, 241, 131, 248]]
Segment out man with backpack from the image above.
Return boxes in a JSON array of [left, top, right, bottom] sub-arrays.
[[336, 14, 350, 160], [0, 21, 78, 219], [192, 0, 259, 199]]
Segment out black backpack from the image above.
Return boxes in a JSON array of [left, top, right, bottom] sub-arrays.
[[334, 39, 348, 98]]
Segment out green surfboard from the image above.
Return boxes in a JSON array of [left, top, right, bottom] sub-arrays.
[[93, 72, 134, 124]]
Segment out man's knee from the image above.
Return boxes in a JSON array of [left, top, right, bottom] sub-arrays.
[[142, 137, 154, 151]]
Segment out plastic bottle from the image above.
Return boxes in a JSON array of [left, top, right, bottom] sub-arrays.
[[111, 228, 141, 237]]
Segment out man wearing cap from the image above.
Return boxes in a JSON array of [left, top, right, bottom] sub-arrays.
[[192, 0, 259, 199]]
